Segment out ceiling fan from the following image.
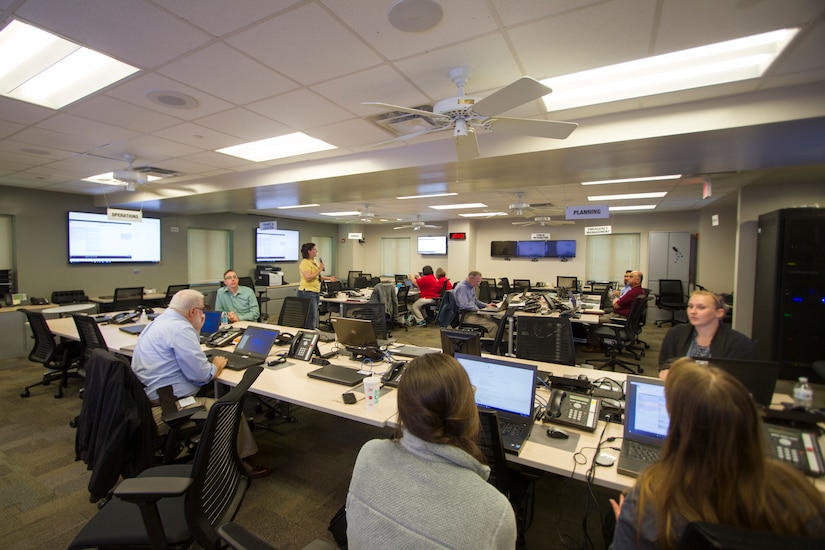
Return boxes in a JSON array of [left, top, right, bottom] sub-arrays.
[[393, 216, 442, 231], [363, 66, 578, 161], [337, 204, 395, 223], [103, 153, 180, 193], [507, 192, 561, 217], [512, 216, 574, 227]]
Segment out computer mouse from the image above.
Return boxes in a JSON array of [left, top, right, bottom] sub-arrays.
[[546, 427, 569, 440], [595, 452, 617, 467]]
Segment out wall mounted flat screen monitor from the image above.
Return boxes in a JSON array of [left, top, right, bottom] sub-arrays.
[[68, 211, 161, 264], [516, 240, 548, 258], [256, 228, 300, 262], [491, 240, 517, 258], [440, 329, 482, 357], [417, 235, 447, 255], [548, 240, 577, 258]]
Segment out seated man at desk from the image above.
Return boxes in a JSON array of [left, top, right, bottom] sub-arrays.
[[611, 271, 645, 317], [454, 271, 499, 334], [215, 269, 260, 322], [131, 289, 270, 478]]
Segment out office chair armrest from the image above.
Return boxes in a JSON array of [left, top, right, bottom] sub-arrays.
[[114, 476, 193, 504], [161, 405, 206, 426]]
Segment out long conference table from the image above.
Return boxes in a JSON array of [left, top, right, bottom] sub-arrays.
[[46, 314, 825, 494]]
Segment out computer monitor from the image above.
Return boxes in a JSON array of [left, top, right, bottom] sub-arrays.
[[556, 276, 578, 291], [440, 329, 482, 357]]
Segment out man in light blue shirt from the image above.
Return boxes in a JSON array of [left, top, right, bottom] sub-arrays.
[[454, 271, 498, 334], [131, 288, 269, 478], [215, 269, 260, 322]]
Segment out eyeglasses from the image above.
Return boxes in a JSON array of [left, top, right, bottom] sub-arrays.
[[224, 275, 238, 280]]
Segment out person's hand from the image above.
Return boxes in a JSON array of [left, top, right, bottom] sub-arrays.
[[228, 311, 239, 323], [328, 275, 338, 282], [658, 369, 669, 381], [212, 356, 228, 378], [609, 493, 626, 520], [318, 261, 325, 272]]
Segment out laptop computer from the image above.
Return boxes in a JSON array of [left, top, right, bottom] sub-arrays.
[[455, 353, 538, 455], [199, 310, 222, 344], [695, 358, 780, 407], [205, 325, 279, 370], [307, 363, 369, 386], [617, 375, 669, 477], [119, 324, 147, 335], [331, 317, 393, 347], [392, 344, 434, 358]]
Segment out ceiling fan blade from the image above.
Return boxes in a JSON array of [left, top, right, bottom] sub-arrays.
[[361, 102, 449, 121], [490, 117, 578, 139], [472, 77, 552, 117], [365, 126, 450, 149], [454, 131, 480, 161], [393, 226, 410, 230]]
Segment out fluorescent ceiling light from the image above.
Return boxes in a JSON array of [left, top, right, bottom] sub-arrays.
[[542, 28, 798, 111], [0, 20, 139, 109], [581, 174, 682, 185], [320, 211, 360, 217], [397, 192, 458, 200], [429, 203, 487, 210], [83, 172, 162, 186], [588, 192, 668, 201], [276, 203, 320, 209], [217, 133, 336, 162], [459, 212, 507, 218], [609, 205, 657, 212]]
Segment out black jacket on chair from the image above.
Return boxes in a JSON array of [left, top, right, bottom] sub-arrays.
[[74, 349, 156, 502]]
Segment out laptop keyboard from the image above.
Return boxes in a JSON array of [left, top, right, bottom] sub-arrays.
[[627, 440, 660, 462], [500, 420, 524, 438]]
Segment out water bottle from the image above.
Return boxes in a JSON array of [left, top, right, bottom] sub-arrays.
[[220, 311, 228, 326], [793, 377, 813, 409]]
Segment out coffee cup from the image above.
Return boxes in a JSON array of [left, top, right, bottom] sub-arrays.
[[363, 376, 381, 410]]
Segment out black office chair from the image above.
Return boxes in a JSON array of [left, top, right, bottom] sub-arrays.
[[239, 276, 269, 321], [499, 278, 512, 295], [513, 279, 531, 292], [203, 289, 218, 310], [71, 313, 109, 368], [477, 409, 536, 547], [353, 276, 369, 290], [481, 307, 514, 356], [342, 302, 388, 340], [278, 296, 312, 329], [478, 280, 493, 303], [482, 278, 498, 301], [346, 270, 362, 290], [369, 282, 399, 336], [50, 289, 90, 304], [218, 522, 334, 550], [395, 285, 411, 330], [676, 521, 825, 550], [589, 295, 647, 374], [19, 309, 82, 398], [113, 286, 144, 311], [68, 366, 263, 550], [654, 279, 687, 327], [164, 284, 189, 306], [514, 316, 577, 366]]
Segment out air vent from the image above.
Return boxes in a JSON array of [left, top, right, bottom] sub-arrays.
[[367, 105, 438, 136], [134, 166, 180, 178]]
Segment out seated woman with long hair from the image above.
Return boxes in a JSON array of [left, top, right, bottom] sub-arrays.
[[346, 353, 516, 549], [610, 357, 825, 549]]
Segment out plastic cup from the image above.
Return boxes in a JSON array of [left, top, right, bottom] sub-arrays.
[[363, 376, 381, 410]]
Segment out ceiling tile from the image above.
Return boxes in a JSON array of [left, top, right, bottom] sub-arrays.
[[248, 88, 354, 130], [153, 0, 304, 37]]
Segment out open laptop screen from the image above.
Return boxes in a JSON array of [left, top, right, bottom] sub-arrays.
[[624, 375, 669, 445], [201, 310, 221, 336], [455, 353, 536, 418], [331, 317, 379, 348], [234, 326, 279, 356]]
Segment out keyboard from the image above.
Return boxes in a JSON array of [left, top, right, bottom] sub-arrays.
[[500, 421, 524, 438], [627, 440, 660, 462]]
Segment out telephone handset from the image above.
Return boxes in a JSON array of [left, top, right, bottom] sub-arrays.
[[544, 389, 601, 432], [275, 332, 294, 346], [381, 361, 407, 387], [206, 328, 244, 347], [288, 331, 320, 361], [110, 311, 141, 325]]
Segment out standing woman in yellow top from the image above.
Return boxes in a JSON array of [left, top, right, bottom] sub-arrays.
[[297, 242, 337, 329]]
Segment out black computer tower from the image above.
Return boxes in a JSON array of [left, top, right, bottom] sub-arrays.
[[752, 208, 825, 380]]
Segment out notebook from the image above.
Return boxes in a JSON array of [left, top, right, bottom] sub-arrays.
[[199, 310, 222, 344], [455, 353, 538, 455], [617, 375, 669, 477], [205, 325, 279, 370], [307, 363, 369, 386], [695, 358, 780, 407], [119, 324, 147, 335]]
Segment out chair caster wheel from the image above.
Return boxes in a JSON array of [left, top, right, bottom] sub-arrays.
[[54, 392, 64, 399], [20, 390, 30, 398]]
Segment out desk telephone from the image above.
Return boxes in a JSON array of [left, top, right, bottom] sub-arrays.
[[544, 389, 602, 432], [381, 361, 407, 387], [110, 310, 142, 325], [765, 424, 825, 477], [206, 327, 244, 347], [288, 331, 320, 361]]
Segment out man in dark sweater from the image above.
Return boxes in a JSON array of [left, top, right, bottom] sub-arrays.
[[611, 271, 645, 316]]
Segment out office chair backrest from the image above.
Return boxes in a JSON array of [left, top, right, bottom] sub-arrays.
[[515, 316, 576, 366], [347, 270, 362, 290], [396, 285, 410, 314], [354, 276, 369, 289], [278, 296, 312, 328], [677, 521, 825, 550], [20, 309, 60, 364], [326, 280, 342, 294], [513, 279, 531, 292], [499, 278, 512, 294], [203, 290, 218, 310], [624, 295, 648, 339], [658, 279, 685, 301], [238, 276, 256, 290], [165, 284, 189, 304], [486, 308, 515, 356], [185, 366, 263, 549], [113, 286, 144, 311], [476, 409, 510, 495], [478, 280, 492, 303], [71, 314, 108, 366]]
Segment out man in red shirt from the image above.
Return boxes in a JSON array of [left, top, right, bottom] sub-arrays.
[[410, 266, 440, 326], [612, 271, 645, 316]]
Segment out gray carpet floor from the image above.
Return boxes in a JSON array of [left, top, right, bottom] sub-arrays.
[[1, 318, 675, 550]]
